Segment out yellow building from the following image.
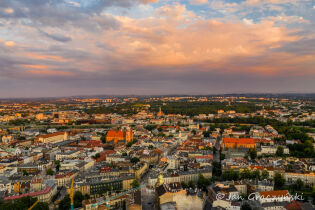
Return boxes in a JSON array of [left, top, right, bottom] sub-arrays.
[[155, 176, 186, 208], [134, 163, 148, 180], [35, 132, 68, 144], [69, 184, 91, 195]]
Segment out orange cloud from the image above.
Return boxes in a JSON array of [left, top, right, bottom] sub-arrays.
[[1, 40, 16, 47], [6, 2, 310, 79], [22, 64, 73, 76], [22, 64, 48, 69], [3, 8, 14, 14], [100, 14, 299, 72], [26, 53, 69, 62]]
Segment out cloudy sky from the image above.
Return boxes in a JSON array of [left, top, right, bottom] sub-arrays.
[[0, 0, 314, 97]]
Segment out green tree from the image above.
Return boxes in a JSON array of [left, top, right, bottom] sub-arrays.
[[252, 170, 260, 180], [222, 170, 240, 181], [240, 169, 252, 179], [93, 153, 101, 159], [249, 148, 257, 160], [84, 194, 90, 200], [181, 181, 188, 189], [312, 187, 315, 205], [296, 178, 304, 190], [33, 202, 49, 210], [131, 180, 140, 188], [56, 164, 60, 172], [131, 157, 140, 164], [188, 180, 195, 189], [291, 179, 304, 191], [100, 135, 106, 143], [220, 153, 225, 161], [0, 196, 48, 210], [74, 191, 84, 208], [55, 160, 61, 172], [46, 168, 54, 176], [203, 131, 211, 138], [145, 125, 157, 131], [197, 174, 211, 191], [261, 170, 269, 180], [212, 162, 222, 176], [59, 195, 71, 210], [287, 164, 293, 170], [202, 146, 212, 151], [23, 170, 29, 176], [276, 146, 284, 157], [274, 173, 285, 190], [241, 202, 252, 210]]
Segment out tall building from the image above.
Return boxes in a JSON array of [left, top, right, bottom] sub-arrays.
[[106, 130, 133, 144], [157, 107, 164, 117]]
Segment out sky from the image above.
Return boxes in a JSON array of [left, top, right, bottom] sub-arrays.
[[0, 0, 314, 98]]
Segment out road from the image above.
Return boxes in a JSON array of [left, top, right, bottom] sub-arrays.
[[141, 163, 160, 210], [141, 184, 155, 210]]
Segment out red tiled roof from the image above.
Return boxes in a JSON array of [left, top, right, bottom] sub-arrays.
[[194, 155, 213, 160], [250, 165, 264, 170], [259, 190, 289, 198], [100, 166, 112, 173], [55, 172, 73, 179], [285, 201, 302, 210], [4, 186, 52, 200], [37, 132, 65, 139], [254, 139, 272, 143], [223, 138, 255, 144], [106, 131, 124, 138], [153, 149, 162, 155], [32, 178, 42, 184]]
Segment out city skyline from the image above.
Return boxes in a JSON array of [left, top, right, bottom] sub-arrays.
[[0, 0, 314, 97]]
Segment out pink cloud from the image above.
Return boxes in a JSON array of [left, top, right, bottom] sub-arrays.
[[22, 64, 48, 69], [3, 2, 311, 80], [97, 13, 299, 74], [26, 53, 70, 62]]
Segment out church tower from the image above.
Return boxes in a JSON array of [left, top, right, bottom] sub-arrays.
[[157, 107, 164, 117]]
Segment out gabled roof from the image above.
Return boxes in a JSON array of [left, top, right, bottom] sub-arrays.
[[285, 201, 302, 210], [259, 190, 289, 198], [106, 130, 126, 138], [223, 138, 255, 144], [37, 132, 65, 139]]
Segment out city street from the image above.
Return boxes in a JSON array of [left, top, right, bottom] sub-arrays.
[[141, 184, 155, 210]]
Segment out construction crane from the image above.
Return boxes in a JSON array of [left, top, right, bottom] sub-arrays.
[[70, 175, 75, 210], [28, 199, 39, 210]]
